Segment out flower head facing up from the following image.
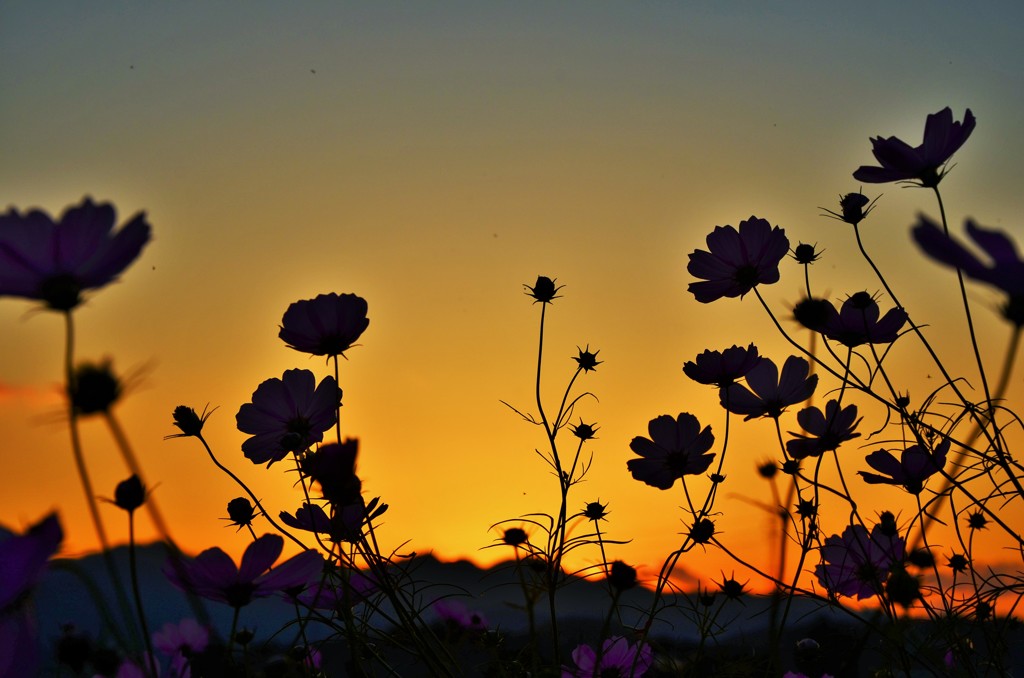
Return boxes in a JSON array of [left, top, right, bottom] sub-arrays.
[[786, 400, 862, 459], [815, 521, 905, 600], [525, 276, 562, 304], [235, 369, 338, 466], [225, 498, 256, 530], [163, 534, 323, 608], [683, 344, 762, 387], [627, 413, 715, 490], [820, 292, 907, 347], [0, 198, 151, 311], [912, 217, 1024, 326], [853, 107, 976, 187], [279, 293, 369, 357], [792, 243, 822, 265], [113, 475, 146, 513], [687, 217, 790, 303], [562, 636, 653, 678], [720, 355, 818, 420], [573, 345, 602, 372], [821, 192, 878, 226], [859, 439, 949, 494]]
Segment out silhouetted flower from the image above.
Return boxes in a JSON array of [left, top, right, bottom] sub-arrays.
[[815, 522, 905, 599], [608, 561, 637, 591], [226, 498, 256, 530], [570, 421, 598, 441], [792, 243, 821, 265], [583, 501, 608, 521], [687, 217, 789, 303], [793, 297, 833, 333], [947, 554, 969, 573], [821, 191, 878, 226], [715, 574, 747, 600], [562, 636, 653, 678], [912, 217, 1024, 326], [164, 534, 322, 608], [279, 503, 333, 535], [113, 475, 146, 513], [299, 439, 361, 505], [689, 518, 716, 544], [853, 107, 976, 187], [0, 198, 151, 311], [821, 292, 907, 346], [627, 413, 715, 490], [720, 355, 817, 420], [966, 511, 988, 530], [683, 344, 762, 387], [525, 276, 562, 304], [166, 405, 215, 439], [235, 369, 338, 466], [786, 400, 862, 459], [68, 360, 121, 415], [279, 293, 369, 357], [859, 439, 949, 494], [502, 527, 528, 546], [573, 345, 602, 372]]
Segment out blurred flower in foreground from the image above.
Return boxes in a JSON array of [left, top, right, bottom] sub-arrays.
[[815, 520, 905, 599], [0, 198, 151, 311], [687, 216, 789, 303], [912, 217, 1024, 326], [627, 413, 715, 490], [683, 344, 762, 387], [853, 107, 975, 187], [279, 292, 370, 357], [153, 618, 208, 676], [235, 369, 338, 466], [859, 439, 949, 494], [720, 355, 817, 420], [164, 533, 322, 609], [68, 359, 121, 415], [786, 400, 862, 459], [433, 599, 488, 633], [0, 513, 63, 677], [562, 636, 653, 678]]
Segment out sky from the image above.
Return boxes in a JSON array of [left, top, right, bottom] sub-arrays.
[[3, 1, 1024, 595]]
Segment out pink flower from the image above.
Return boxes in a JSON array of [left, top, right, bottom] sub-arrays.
[[153, 618, 208, 676], [815, 519, 905, 600], [562, 636, 653, 677], [0, 198, 150, 310]]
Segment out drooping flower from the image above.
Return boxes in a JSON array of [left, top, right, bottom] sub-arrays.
[[627, 413, 715, 490], [786, 400, 862, 459], [858, 439, 949, 494], [235, 369, 338, 466], [165, 405, 214, 439], [683, 344, 762, 387], [912, 217, 1024, 326], [820, 292, 907, 346], [853, 107, 976, 187], [814, 520, 905, 599], [720, 356, 818, 420], [0, 198, 151, 311], [687, 217, 790, 303], [562, 636, 653, 678], [279, 293, 370, 357], [163, 534, 322, 608]]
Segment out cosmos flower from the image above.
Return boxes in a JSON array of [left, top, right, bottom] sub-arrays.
[[627, 413, 715, 490], [859, 439, 950, 494], [853, 107, 975, 187], [433, 599, 488, 633], [720, 356, 817, 420], [153, 618, 208, 677], [0, 198, 151, 311], [279, 293, 370, 357], [683, 344, 762, 387], [820, 292, 907, 347], [299, 439, 361, 505], [279, 503, 333, 534], [821, 192, 877, 226], [562, 636, 653, 678], [786, 400, 862, 459], [296, 568, 377, 609], [687, 217, 790, 303], [163, 534, 322, 608], [235, 369, 338, 466], [912, 216, 1024, 326], [815, 520, 905, 599]]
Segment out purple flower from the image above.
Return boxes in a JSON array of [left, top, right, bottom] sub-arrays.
[[562, 636, 653, 678], [627, 413, 715, 490], [820, 292, 907, 347], [433, 599, 488, 632], [687, 217, 789, 303], [164, 534, 323, 608], [297, 568, 377, 609], [683, 344, 762, 387], [280, 503, 333, 534], [815, 522, 905, 599], [235, 369, 338, 466], [859, 439, 949, 494], [720, 356, 818, 420], [279, 293, 370, 357], [0, 198, 151, 311], [153, 618, 208, 676], [853, 107, 976, 187], [912, 217, 1024, 326], [786, 400, 862, 459]]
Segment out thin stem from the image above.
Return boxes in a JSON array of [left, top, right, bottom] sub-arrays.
[[128, 512, 158, 678]]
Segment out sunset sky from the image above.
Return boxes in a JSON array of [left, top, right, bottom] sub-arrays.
[[3, 2, 1024, 593]]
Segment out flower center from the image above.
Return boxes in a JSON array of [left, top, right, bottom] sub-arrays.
[[38, 273, 83, 311], [733, 265, 759, 288]]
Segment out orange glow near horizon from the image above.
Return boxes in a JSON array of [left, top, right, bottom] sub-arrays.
[[3, 3, 1024, 607]]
